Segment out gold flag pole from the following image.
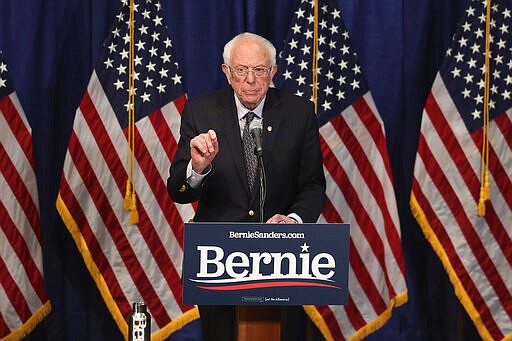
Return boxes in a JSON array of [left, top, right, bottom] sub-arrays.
[[124, 0, 139, 224], [478, 0, 492, 217], [312, 0, 319, 114]]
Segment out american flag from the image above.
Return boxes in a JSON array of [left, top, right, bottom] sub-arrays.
[[55, 0, 197, 339], [411, 0, 512, 339], [0, 53, 51, 340], [273, 0, 408, 339]]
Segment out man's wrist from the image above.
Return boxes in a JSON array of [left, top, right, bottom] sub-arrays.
[[287, 213, 302, 223], [186, 161, 211, 188]]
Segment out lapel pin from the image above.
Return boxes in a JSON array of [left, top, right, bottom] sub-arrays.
[[267, 126, 272, 132]]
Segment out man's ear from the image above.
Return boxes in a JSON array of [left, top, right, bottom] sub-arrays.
[[221, 64, 232, 85], [271, 64, 278, 78]]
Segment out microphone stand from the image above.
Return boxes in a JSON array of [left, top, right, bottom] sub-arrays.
[[249, 118, 265, 223], [257, 154, 266, 223]]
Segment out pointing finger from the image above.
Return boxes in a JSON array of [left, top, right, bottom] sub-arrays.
[[208, 130, 218, 151]]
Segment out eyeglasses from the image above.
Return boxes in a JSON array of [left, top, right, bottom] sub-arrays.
[[228, 65, 273, 78]]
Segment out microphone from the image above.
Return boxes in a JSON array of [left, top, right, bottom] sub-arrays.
[[249, 118, 263, 157], [249, 117, 265, 222]]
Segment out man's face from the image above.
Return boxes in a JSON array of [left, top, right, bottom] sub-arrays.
[[222, 39, 277, 110]]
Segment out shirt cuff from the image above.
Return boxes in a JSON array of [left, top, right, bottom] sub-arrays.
[[287, 213, 302, 224], [186, 160, 211, 189]]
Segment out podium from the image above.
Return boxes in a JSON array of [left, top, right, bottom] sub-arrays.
[[237, 306, 280, 341], [182, 222, 350, 340]]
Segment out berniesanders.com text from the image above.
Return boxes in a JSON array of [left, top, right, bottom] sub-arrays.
[[228, 231, 305, 239]]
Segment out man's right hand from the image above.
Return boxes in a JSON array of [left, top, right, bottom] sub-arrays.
[[190, 129, 218, 174]]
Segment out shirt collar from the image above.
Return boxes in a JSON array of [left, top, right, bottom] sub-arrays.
[[234, 93, 265, 120]]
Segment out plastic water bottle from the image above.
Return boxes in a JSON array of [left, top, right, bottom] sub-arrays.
[[128, 302, 151, 341]]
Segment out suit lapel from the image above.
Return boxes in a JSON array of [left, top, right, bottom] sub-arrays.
[[215, 89, 252, 195], [261, 89, 282, 158], [214, 88, 283, 199]]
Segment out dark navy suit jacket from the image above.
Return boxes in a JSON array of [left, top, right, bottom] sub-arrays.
[[167, 87, 326, 223]]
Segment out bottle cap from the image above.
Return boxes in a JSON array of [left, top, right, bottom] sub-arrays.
[[132, 302, 147, 313]]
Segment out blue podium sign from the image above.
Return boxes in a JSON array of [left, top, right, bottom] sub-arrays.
[[183, 223, 349, 306]]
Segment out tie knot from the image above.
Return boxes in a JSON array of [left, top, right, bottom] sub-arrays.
[[245, 111, 255, 123]]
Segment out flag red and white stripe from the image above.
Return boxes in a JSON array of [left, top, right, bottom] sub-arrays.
[[411, 0, 512, 339], [412, 76, 512, 340], [56, 1, 197, 339], [0, 53, 51, 340], [311, 93, 407, 340], [274, 0, 408, 339], [307, 92, 407, 340]]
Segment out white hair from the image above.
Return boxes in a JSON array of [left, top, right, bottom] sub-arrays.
[[223, 32, 276, 66]]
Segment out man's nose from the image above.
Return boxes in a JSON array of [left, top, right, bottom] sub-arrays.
[[245, 70, 257, 82]]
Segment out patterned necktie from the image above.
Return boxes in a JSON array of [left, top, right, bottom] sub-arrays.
[[242, 112, 257, 192]]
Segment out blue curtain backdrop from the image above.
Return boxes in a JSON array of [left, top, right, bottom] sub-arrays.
[[0, 0, 486, 339]]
